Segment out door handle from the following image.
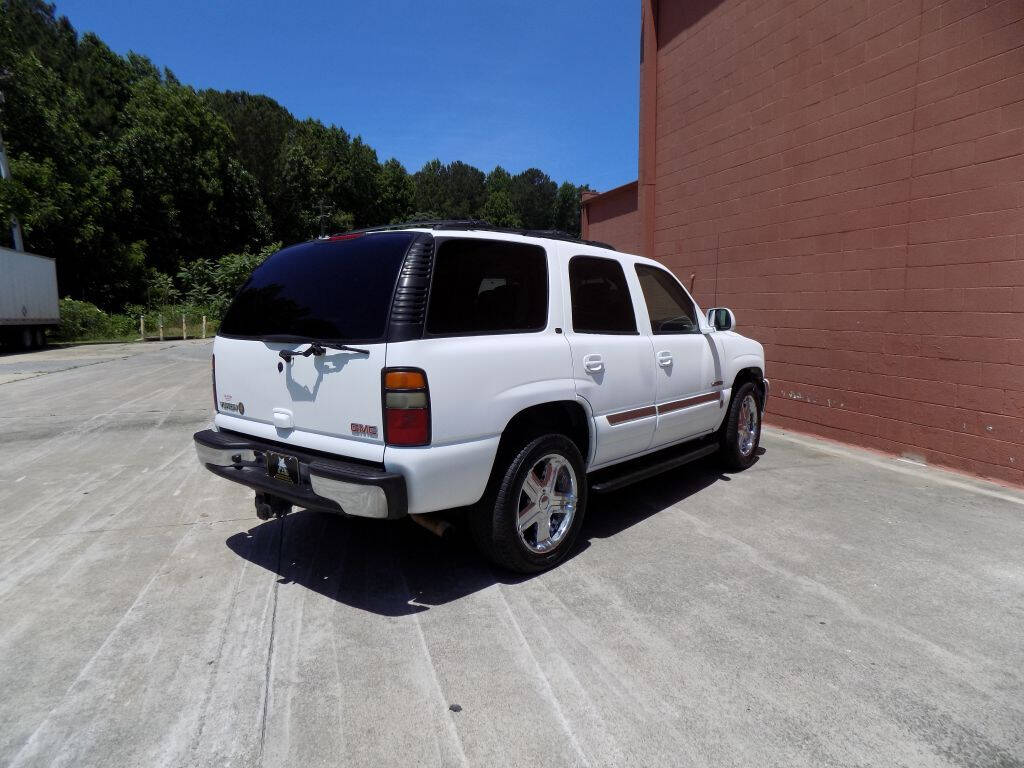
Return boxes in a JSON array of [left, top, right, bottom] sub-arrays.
[[656, 350, 673, 367], [583, 354, 604, 374]]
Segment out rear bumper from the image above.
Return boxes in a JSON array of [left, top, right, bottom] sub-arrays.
[[193, 429, 407, 519]]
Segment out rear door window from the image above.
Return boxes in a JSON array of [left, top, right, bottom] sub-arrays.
[[219, 232, 416, 343], [569, 256, 637, 334], [425, 239, 548, 335], [635, 264, 700, 334]]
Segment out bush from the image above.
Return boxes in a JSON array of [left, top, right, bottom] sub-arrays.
[[53, 242, 280, 342], [106, 313, 137, 337], [54, 298, 115, 341]]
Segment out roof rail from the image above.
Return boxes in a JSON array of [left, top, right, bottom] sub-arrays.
[[331, 220, 618, 251]]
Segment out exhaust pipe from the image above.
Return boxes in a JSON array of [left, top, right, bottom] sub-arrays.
[[410, 514, 453, 539]]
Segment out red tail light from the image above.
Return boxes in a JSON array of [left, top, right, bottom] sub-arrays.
[[211, 354, 218, 412], [382, 368, 430, 446]]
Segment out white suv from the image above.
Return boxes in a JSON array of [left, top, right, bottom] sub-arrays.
[[194, 222, 768, 572]]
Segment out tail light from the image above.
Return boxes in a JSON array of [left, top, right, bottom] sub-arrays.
[[211, 354, 218, 412], [382, 368, 430, 446]]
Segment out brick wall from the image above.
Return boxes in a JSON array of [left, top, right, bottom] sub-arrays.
[[651, 0, 1024, 484], [582, 181, 642, 253]]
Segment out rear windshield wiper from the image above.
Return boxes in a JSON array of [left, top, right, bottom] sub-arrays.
[[276, 341, 369, 363]]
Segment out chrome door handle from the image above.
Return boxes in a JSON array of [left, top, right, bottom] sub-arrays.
[[656, 350, 673, 367], [583, 354, 604, 373]]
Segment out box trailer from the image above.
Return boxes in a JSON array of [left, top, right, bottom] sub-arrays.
[[0, 246, 60, 349]]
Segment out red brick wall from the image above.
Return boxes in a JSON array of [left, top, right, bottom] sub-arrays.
[[651, 0, 1024, 485], [582, 182, 642, 254]]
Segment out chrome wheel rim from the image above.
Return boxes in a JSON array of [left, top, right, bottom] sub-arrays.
[[516, 453, 577, 554], [737, 394, 759, 456]]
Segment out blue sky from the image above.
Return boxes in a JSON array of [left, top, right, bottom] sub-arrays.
[[53, 0, 641, 191]]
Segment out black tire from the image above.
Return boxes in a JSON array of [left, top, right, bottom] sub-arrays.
[[719, 381, 762, 471], [470, 434, 587, 574]]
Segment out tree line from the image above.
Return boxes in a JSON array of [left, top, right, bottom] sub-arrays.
[[0, 0, 588, 315]]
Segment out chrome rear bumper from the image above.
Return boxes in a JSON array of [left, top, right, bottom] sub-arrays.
[[193, 429, 406, 519]]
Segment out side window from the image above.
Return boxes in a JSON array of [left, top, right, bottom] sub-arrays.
[[569, 256, 638, 334], [635, 264, 699, 335], [425, 239, 548, 335]]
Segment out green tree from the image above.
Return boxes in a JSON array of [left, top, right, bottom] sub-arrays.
[[377, 158, 414, 225], [412, 159, 446, 216], [480, 190, 521, 228], [445, 160, 485, 218], [510, 168, 557, 229], [484, 166, 513, 196], [552, 181, 583, 236], [144, 269, 178, 306], [411, 159, 485, 220], [111, 76, 270, 275], [202, 90, 294, 234]]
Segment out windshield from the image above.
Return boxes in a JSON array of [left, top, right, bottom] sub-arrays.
[[219, 232, 416, 343]]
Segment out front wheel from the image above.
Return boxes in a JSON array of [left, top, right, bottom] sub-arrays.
[[719, 381, 762, 471], [470, 434, 587, 573]]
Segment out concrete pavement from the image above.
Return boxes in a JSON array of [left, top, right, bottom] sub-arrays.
[[0, 340, 1022, 767]]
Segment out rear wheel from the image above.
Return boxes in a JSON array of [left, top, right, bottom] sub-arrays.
[[719, 381, 762, 471], [470, 434, 587, 573]]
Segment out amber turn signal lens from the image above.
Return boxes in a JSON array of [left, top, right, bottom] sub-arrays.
[[384, 370, 426, 389]]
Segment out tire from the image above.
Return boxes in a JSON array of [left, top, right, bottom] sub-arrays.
[[719, 381, 762, 471], [20, 327, 34, 350], [34, 328, 45, 348], [470, 434, 587, 574]]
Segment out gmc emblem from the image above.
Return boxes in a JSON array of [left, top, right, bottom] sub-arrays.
[[350, 423, 378, 438]]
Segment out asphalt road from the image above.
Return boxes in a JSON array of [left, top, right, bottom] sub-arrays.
[[1, 340, 1022, 768]]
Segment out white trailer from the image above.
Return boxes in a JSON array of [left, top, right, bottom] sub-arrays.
[[0, 246, 60, 349]]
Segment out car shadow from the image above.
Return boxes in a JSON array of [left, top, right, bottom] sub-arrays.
[[223, 450, 763, 617]]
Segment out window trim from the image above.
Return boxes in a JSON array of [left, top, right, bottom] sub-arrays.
[[634, 263, 702, 336], [421, 237, 550, 339], [568, 254, 640, 336]]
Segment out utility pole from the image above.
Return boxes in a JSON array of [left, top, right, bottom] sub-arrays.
[[0, 90, 25, 251]]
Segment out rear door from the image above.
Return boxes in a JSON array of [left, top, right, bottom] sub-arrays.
[[634, 263, 722, 448], [212, 232, 421, 463], [562, 252, 657, 468]]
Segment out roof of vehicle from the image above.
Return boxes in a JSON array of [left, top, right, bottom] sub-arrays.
[[330, 220, 619, 252]]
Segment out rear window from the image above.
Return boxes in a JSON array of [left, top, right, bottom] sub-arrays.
[[425, 239, 547, 335], [219, 232, 416, 343]]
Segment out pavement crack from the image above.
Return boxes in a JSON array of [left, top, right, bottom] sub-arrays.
[[258, 515, 285, 763]]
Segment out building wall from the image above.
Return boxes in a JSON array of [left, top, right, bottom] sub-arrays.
[[582, 181, 642, 253], [587, 0, 1024, 485], [653, 0, 1024, 485]]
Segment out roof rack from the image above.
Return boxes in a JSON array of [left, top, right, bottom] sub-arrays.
[[332, 219, 617, 251]]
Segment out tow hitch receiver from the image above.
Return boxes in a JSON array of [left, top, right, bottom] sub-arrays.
[[255, 492, 292, 520]]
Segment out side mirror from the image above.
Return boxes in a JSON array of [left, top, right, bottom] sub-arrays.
[[707, 307, 735, 331]]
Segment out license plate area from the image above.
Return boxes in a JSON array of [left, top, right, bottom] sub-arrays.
[[266, 451, 299, 485]]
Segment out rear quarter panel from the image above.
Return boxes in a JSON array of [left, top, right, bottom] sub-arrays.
[[383, 332, 575, 513]]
